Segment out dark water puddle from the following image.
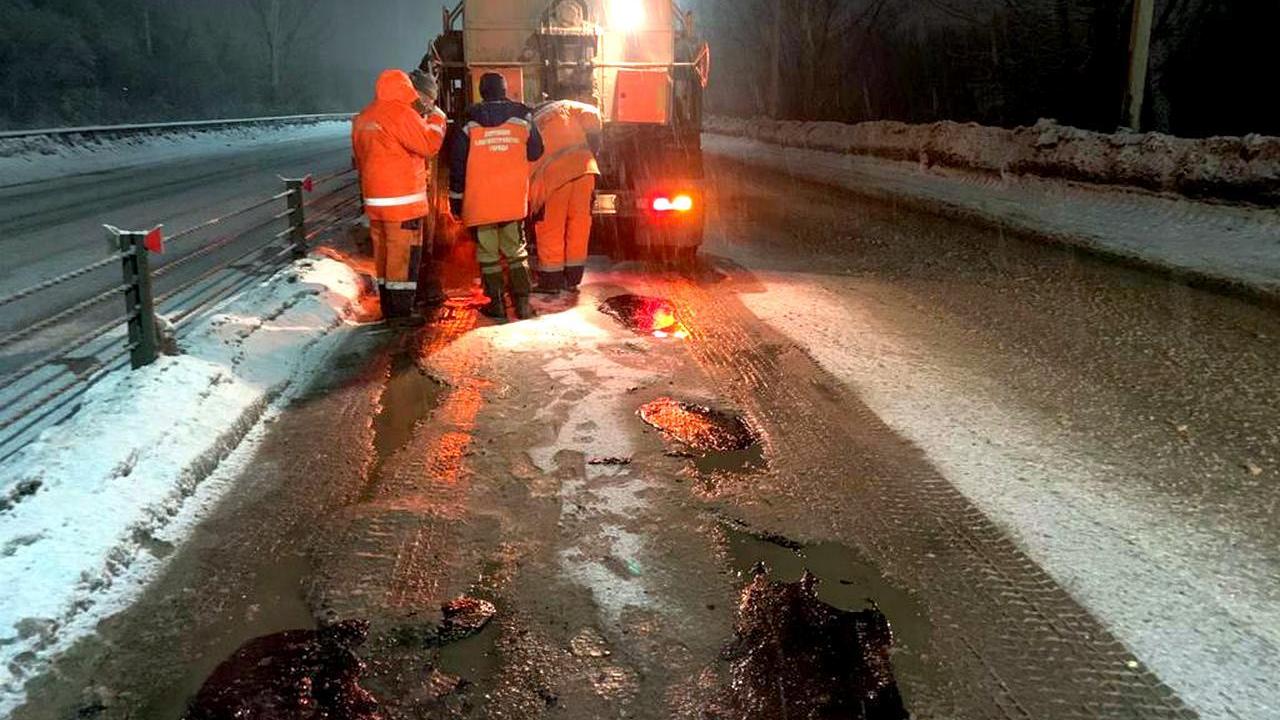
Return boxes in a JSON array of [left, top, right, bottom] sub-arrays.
[[598, 294, 686, 336], [435, 621, 501, 685], [691, 443, 767, 476], [721, 523, 929, 718], [183, 620, 382, 719], [372, 352, 445, 470]]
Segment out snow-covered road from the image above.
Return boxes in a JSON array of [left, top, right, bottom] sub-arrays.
[[5, 145, 1279, 720], [0, 122, 353, 373]]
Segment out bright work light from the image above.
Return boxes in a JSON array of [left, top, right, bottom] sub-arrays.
[[608, 0, 646, 31]]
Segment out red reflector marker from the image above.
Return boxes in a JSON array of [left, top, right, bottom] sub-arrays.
[[144, 225, 165, 254]]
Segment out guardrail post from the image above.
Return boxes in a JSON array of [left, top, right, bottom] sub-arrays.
[[284, 177, 307, 259], [116, 230, 159, 369]]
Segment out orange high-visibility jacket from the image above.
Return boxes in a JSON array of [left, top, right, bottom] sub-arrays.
[[459, 115, 535, 227], [530, 100, 603, 212], [352, 70, 447, 222]]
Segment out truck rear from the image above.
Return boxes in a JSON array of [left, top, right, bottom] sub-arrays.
[[425, 0, 710, 262]]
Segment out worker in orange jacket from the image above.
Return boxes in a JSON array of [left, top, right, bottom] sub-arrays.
[[449, 72, 545, 320], [529, 94, 603, 294], [351, 69, 447, 322]]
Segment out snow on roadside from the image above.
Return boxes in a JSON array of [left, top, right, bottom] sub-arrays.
[[0, 120, 350, 188], [0, 255, 364, 714], [739, 274, 1280, 720]]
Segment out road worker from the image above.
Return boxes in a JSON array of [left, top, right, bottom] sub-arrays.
[[351, 68, 447, 322], [529, 91, 603, 294], [410, 69, 450, 311], [449, 72, 545, 321]]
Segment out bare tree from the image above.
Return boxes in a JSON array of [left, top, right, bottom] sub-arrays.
[[244, 0, 313, 97]]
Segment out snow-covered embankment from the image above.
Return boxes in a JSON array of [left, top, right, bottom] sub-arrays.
[[0, 120, 351, 188], [0, 255, 365, 713], [705, 116, 1280, 299]]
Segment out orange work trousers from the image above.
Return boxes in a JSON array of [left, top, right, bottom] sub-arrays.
[[370, 218, 423, 318], [370, 218, 423, 290], [535, 175, 595, 273]]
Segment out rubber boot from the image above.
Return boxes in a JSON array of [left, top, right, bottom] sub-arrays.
[[564, 265, 585, 291], [480, 273, 507, 320], [414, 260, 448, 310], [510, 264, 537, 320], [532, 270, 565, 295], [381, 287, 427, 327]]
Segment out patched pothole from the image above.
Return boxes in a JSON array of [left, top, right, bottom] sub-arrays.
[[719, 521, 930, 717], [638, 398, 757, 453]]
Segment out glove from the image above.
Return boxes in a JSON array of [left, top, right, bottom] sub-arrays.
[[449, 197, 463, 218]]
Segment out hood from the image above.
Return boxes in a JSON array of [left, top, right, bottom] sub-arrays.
[[374, 69, 418, 105]]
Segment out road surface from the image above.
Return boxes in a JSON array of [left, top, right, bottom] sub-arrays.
[[10, 152, 1279, 719], [0, 125, 354, 374]]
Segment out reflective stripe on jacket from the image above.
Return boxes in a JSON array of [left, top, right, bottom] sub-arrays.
[[530, 100, 602, 212], [449, 99, 545, 228], [352, 70, 447, 222]]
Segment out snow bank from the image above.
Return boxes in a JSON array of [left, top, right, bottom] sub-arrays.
[[0, 255, 364, 713], [705, 115, 1280, 204], [0, 120, 350, 188]]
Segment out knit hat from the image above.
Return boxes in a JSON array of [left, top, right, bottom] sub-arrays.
[[410, 69, 438, 101], [479, 72, 508, 101]]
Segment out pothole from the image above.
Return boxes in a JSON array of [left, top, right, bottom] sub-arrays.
[[598, 294, 687, 337], [182, 620, 382, 719], [638, 398, 757, 453], [721, 522, 927, 718]]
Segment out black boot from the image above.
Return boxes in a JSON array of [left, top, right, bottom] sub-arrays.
[[480, 273, 507, 320], [415, 260, 448, 310], [510, 264, 536, 320], [565, 265, 585, 291], [532, 270, 565, 294], [380, 286, 417, 320]]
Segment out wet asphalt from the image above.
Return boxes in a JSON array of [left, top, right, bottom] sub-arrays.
[[11, 154, 1280, 719]]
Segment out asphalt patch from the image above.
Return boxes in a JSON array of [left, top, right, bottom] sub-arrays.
[[183, 620, 382, 720], [638, 398, 758, 453], [721, 523, 928, 718]]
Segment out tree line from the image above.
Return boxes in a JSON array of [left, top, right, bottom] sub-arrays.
[[0, 0, 354, 130], [691, 0, 1279, 138]]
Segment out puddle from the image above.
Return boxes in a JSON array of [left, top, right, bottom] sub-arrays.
[[598, 294, 688, 337], [183, 620, 382, 719], [435, 621, 501, 685], [372, 351, 445, 471], [145, 550, 319, 718], [721, 523, 928, 717]]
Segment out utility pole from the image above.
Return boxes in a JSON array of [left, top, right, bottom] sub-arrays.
[[1121, 0, 1155, 131]]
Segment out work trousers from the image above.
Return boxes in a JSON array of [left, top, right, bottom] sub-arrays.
[[535, 174, 595, 288], [371, 218, 422, 318], [474, 221, 530, 277]]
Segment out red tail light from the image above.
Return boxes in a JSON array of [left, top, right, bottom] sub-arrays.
[[651, 193, 695, 213]]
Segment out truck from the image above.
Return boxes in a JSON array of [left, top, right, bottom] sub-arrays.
[[421, 0, 710, 264]]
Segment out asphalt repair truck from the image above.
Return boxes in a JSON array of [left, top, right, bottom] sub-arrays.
[[422, 0, 710, 263]]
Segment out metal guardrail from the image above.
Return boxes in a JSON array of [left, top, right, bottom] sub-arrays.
[[0, 165, 362, 463], [0, 113, 354, 140]]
